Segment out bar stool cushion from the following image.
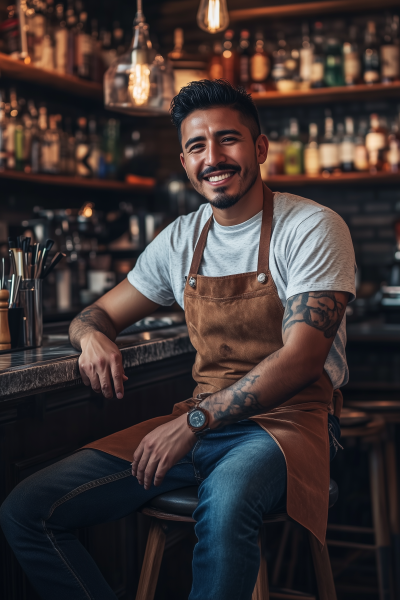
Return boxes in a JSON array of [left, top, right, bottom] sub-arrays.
[[147, 479, 339, 517]]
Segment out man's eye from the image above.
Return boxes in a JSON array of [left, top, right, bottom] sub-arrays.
[[190, 144, 203, 152], [222, 137, 237, 143]]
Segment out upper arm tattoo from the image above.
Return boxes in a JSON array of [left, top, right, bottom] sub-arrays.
[[282, 291, 347, 339]]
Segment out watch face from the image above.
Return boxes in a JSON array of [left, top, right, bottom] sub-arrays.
[[189, 409, 206, 429]]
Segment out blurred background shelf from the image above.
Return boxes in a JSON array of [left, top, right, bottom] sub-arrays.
[[263, 172, 400, 186], [0, 53, 103, 101], [0, 170, 154, 192]]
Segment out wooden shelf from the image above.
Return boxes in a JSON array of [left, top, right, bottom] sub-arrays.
[[264, 172, 400, 186], [0, 170, 155, 192], [230, 0, 399, 22], [0, 53, 103, 101], [252, 81, 400, 106]]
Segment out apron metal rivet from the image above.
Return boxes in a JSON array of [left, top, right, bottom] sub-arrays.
[[189, 277, 197, 288], [257, 273, 267, 283]]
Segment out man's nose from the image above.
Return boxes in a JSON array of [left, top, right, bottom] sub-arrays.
[[205, 140, 226, 167]]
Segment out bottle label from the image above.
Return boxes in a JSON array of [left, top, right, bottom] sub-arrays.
[[354, 145, 368, 170], [365, 131, 385, 151], [300, 48, 313, 82], [364, 69, 380, 83], [340, 141, 355, 163], [304, 147, 320, 175], [319, 143, 339, 168], [388, 141, 400, 166], [55, 29, 68, 73], [344, 53, 361, 83], [311, 61, 324, 83], [381, 45, 400, 79], [251, 53, 270, 82]]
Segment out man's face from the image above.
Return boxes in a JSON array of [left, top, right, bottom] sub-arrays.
[[180, 107, 268, 210]]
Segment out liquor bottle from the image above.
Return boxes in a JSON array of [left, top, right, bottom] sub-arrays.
[[354, 119, 369, 172], [386, 121, 400, 172], [343, 25, 361, 86], [299, 22, 313, 88], [90, 19, 104, 84], [365, 113, 387, 172], [381, 15, 400, 83], [284, 119, 303, 175], [54, 3, 68, 74], [319, 115, 339, 174], [260, 130, 285, 179], [64, 116, 76, 175], [6, 89, 19, 170], [304, 123, 320, 176], [87, 117, 101, 177], [284, 46, 300, 89], [311, 21, 325, 88], [324, 37, 344, 87], [100, 29, 116, 69], [29, 100, 41, 173], [66, 0, 77, 76], [250, 31, 270, 92], [363, 21, 380, 84], [41, 110, 61, 174], [209, 41, 224, 80], [0, 92, 7, 171], [222, 30, 237, 86], [75, 116, 92, 177], [339, 117, 355, 172], [272, 32, 288, 89], [112, 21, 125, 56], [32, 1, 46, 66], [238, 30, 251, 89], [75, 10, 93, 79], [0, 5, 21, 57], [36, 105, 48, 172]]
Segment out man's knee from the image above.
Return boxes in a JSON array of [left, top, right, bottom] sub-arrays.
[[0, 476, 45, 544]]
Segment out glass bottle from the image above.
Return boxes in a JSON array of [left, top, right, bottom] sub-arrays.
[[339, 117, 355, 172], [319, 115, 339, 174], [75, 10, 93, 79], [0, 5, 21, 57], [250, 30, 270, 92], [238, 30, 251, 89], [304, 123, 320, 176], [272, 32, 287, 89], [0, 91, 7, 171], [354, 119, 369, 172], [32, 1, 46, 66], [311, 21, 325, 88], [324, 37, 344, 87], [66, 0, 77, 76], [41, 112, 60, 174], [381, 14, 399, 83], [112, 20, 125, 56], [299, 22, 313, 89], [29, 100, 41, 174], [6, 89, 19, 170], [87, 117, 101, 177], [386, 121, 400, 173], [54, 3, 68, 74], [37, 105, 48, 172], [100, 29, 116, 69], [75, 116, 92, 177], [343, 25, 361, 86], [260, 130, 284, 179], [365, 113, 387, 172], [284, 119, 303, 175], [222, 29, 237, 86], [363, 21, 380, 84], [209, 41, 224, 80]]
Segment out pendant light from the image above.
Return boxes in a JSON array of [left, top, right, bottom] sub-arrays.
[[197, 0, 229, 34], [104, 0, 174, 116]]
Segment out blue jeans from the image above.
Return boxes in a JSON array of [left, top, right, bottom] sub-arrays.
[[0, 418, 339, 600]]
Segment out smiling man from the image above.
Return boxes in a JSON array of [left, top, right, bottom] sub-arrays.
[[1, 81, 356, 600]]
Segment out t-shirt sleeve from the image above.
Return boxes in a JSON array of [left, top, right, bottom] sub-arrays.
[[127, 224, 176, 306], [285, 209, 356, 302]]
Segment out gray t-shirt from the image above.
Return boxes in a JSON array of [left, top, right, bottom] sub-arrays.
[[128, 192, 356, 389]]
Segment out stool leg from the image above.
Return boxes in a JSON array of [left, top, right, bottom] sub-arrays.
[[308, 532, 337, 600], [135, 519, 166, 600], [252, 526, 270, 600], [369, 440, 392, 600], [272, 521, 292, 586], [384, 425, 400, 598]]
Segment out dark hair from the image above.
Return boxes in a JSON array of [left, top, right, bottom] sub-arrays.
[[170, 79, 261, 147]]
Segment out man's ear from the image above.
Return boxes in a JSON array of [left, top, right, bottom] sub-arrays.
[[180, 152, 187, 172], [257, 134, 269, 165]]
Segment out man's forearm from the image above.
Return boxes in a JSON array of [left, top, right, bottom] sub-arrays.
[[69, 304, 117, 350], [199, 346, 319, 429]]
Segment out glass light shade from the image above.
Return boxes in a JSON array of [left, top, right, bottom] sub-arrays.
[[197, 0, 229, 34], [104, 12, 175, 116]]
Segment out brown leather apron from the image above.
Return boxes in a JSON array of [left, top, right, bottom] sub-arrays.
[[84, 184, 342, 546]]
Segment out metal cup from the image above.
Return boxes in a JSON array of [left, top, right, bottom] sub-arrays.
[[18, 279, 43, 348]]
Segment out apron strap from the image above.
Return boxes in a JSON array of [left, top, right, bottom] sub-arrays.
[[189, 184, 274, 277], [257, 184, 274, 276]]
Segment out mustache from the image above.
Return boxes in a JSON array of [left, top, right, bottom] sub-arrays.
[[198, 164, 241, 182]]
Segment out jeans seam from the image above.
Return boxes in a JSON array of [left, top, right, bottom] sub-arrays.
[[41, 519, 94, 600], [46, 468, 132, 520], [192, 440, 205, 482]]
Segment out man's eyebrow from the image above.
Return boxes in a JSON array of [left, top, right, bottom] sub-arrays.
[[184, 129, 243, 150]]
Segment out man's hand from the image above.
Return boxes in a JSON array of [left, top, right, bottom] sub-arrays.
[[132, 414, 197, 490], [79, 331, 128, 399]]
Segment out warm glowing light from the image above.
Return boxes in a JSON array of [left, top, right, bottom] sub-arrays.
[[128, 63, 151, 106], [24, 56, 31, 64], [207, 0, 220, 33], [79, 202, 95, 218]]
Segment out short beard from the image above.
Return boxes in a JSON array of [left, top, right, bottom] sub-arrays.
[[208, 165, 258, 210]]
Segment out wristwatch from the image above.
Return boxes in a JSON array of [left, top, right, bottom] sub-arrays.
[[187, 402, 211, 437]]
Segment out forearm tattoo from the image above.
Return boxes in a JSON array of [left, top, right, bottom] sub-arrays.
[[282, 291, 346, 339], [69, 304, 117, 350]]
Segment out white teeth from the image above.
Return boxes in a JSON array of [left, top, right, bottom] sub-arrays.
[[207, 173, 232, 182]]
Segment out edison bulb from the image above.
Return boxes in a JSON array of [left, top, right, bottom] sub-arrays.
[[128, 61, 151, 106], [197, 0, 229, 34]]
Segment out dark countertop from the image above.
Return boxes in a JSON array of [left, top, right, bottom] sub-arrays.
[[347, 321, 400, 342], [0, 324, 194, 402]]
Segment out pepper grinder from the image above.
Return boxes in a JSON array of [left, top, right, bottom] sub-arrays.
[[0, 289, 11, 350]]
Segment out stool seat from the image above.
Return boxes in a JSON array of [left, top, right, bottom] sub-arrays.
[[146, 479, 339, 518]]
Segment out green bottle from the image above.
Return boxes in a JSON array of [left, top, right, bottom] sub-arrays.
[[284, 119, 303, 175], [15, 124, 25, 172], [324, 37, 345, 87]]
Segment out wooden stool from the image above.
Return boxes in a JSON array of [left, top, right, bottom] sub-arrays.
[[135, 480, 339, 600], [345, 399, 400, 599], [326, 409, 392, 600]]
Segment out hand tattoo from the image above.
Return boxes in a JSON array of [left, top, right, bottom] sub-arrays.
[[283, 291, 346, 339]]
